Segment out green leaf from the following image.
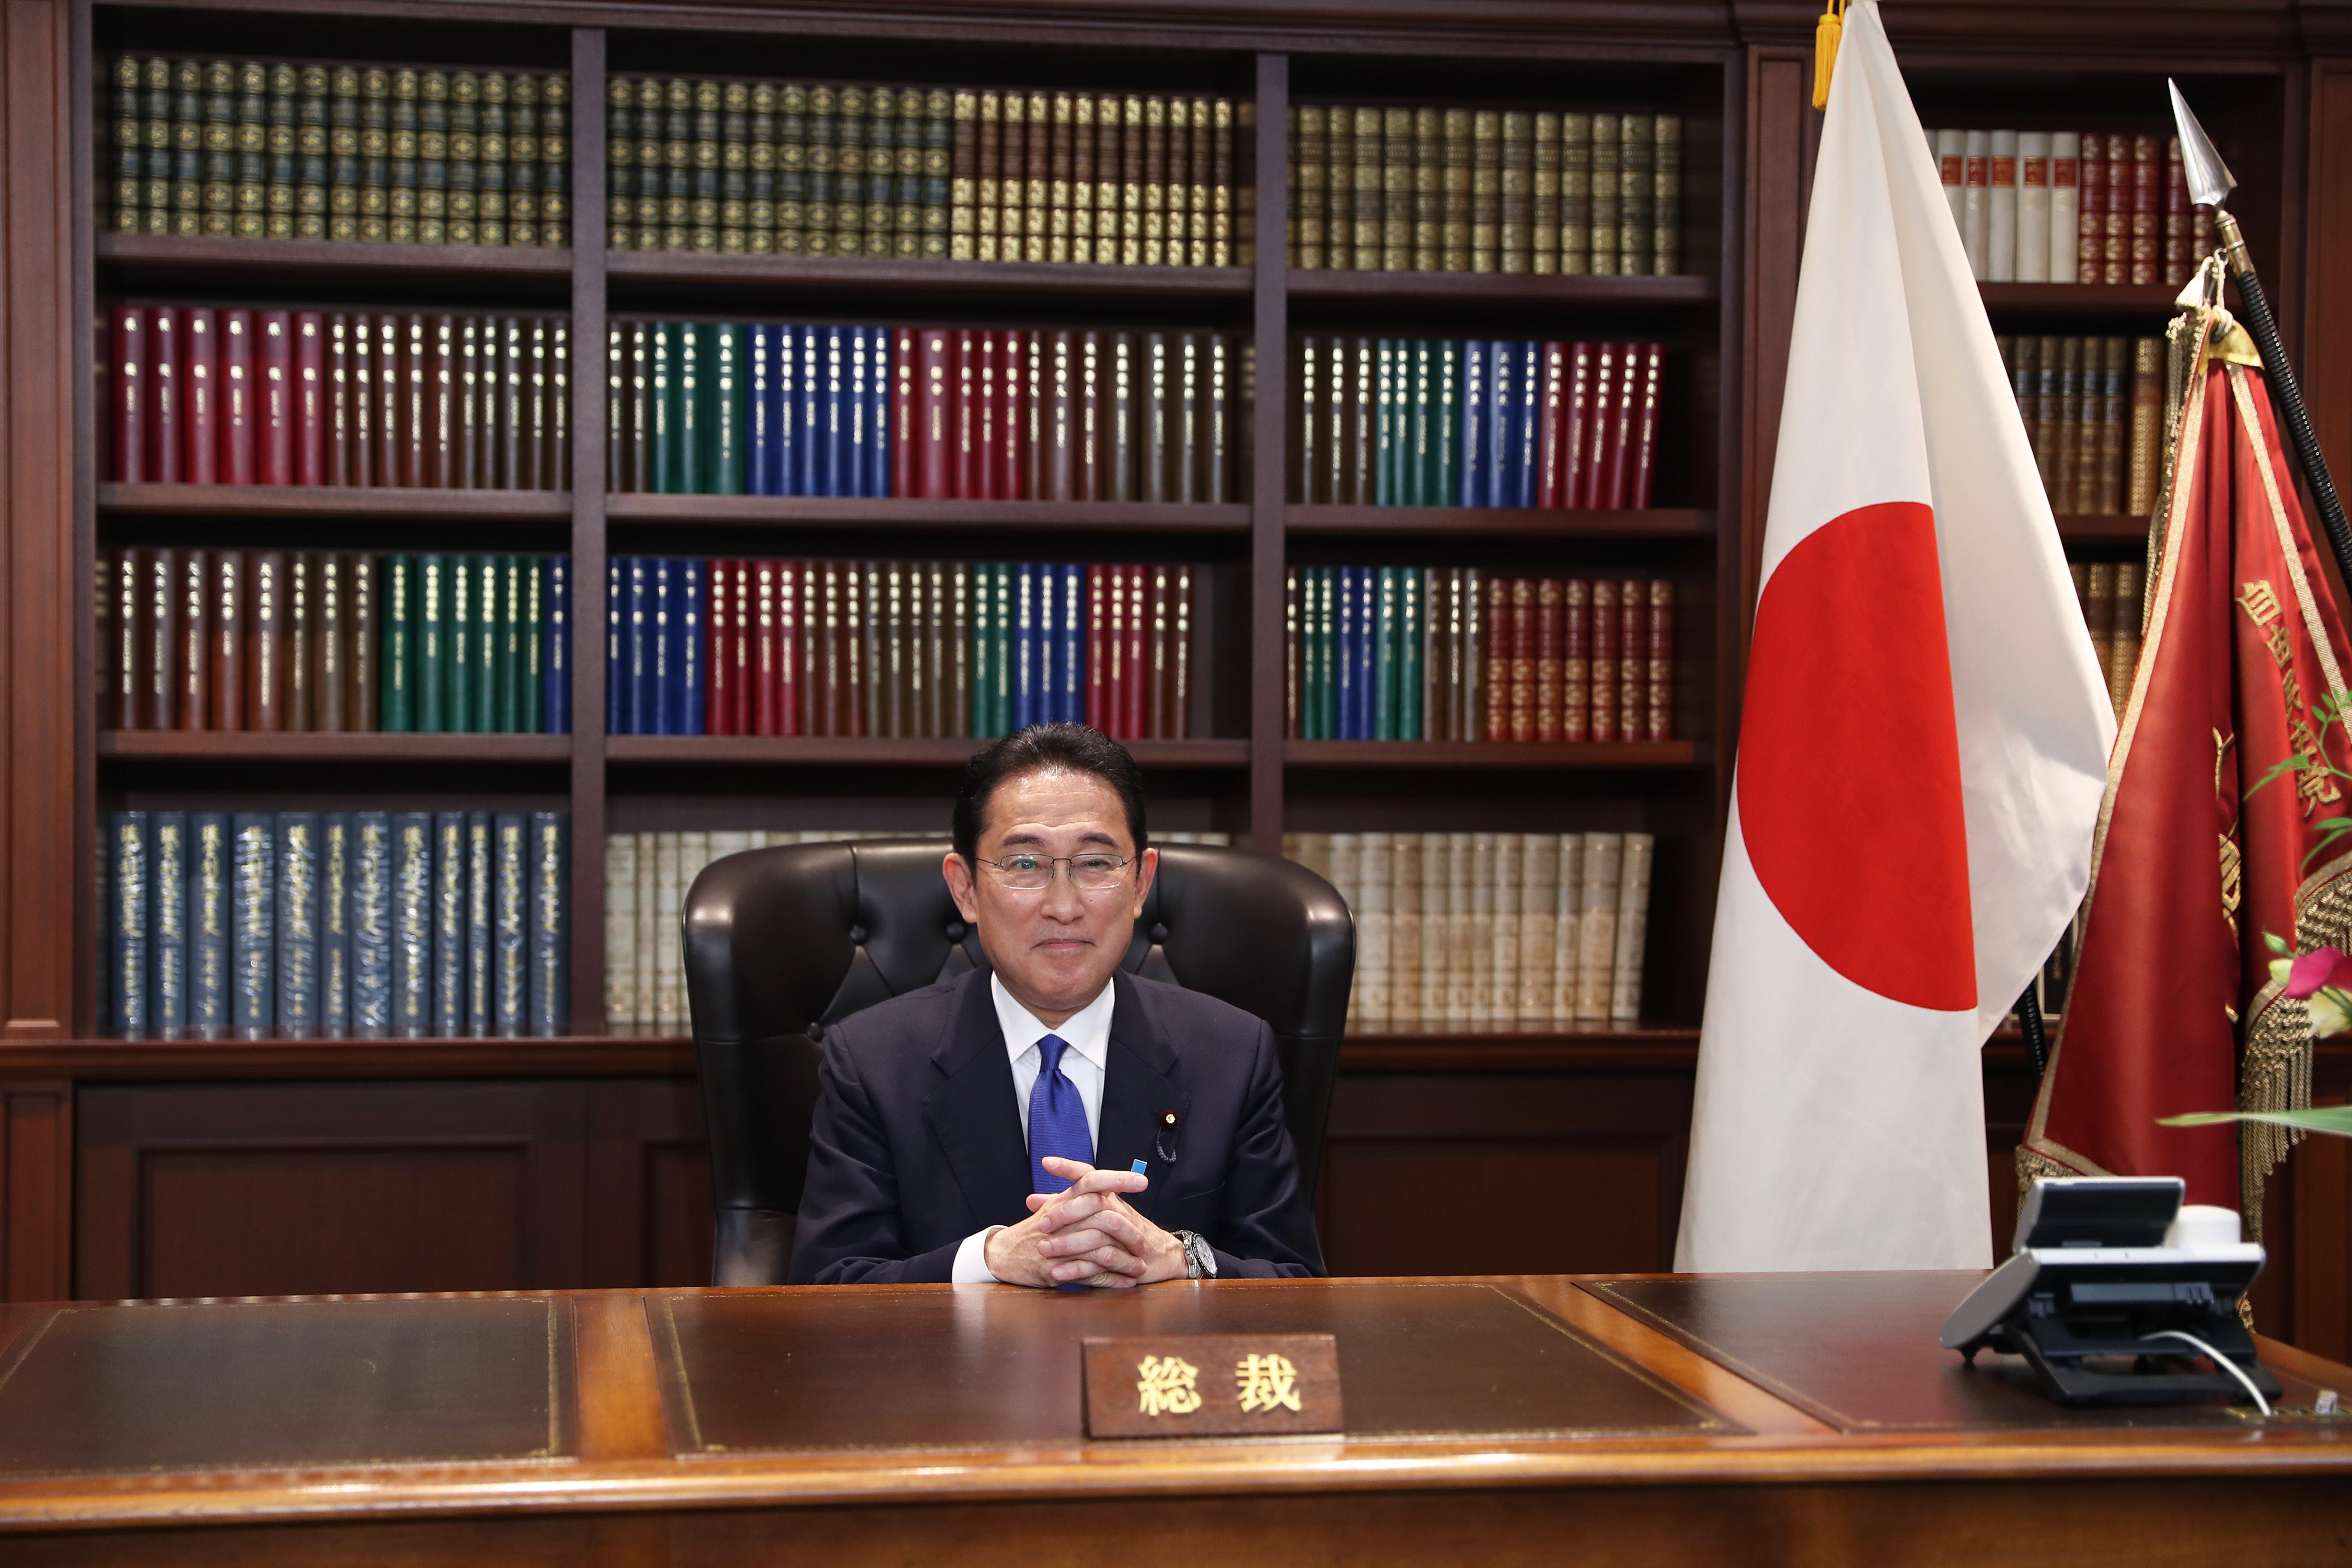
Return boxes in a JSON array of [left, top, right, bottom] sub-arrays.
[[2249, 754, 2313, 795], [2159, 1106, 2352, 1137], [2264, 930, 2294, 954]]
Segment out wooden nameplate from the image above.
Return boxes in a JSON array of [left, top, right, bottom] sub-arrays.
[[1081, 1333, 1343, 1438]]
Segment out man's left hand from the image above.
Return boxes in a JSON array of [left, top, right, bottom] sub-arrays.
[[1028, 1156, 1189, 1288]]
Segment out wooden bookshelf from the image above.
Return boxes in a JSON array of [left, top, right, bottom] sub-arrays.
[[99, 483, 573, 521], [95, 232, 574, 281], [1979, 281, 2185, 318], [1285, 505, 1713, 539], [98, 731, 574, 763], [1288, 271, 1718, 306], [2056, 512, 2155, 543], [1284, 740, 1704, 770], [605, 494, 1251, 533], [605, 735, 1249, 768], [607, 250, 1252, 297]]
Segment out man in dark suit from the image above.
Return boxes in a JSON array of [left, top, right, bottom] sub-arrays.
[[789, 724, 1325, 1287]]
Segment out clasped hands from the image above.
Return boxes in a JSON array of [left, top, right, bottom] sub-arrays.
[[982, 1156, 1190, 1289]]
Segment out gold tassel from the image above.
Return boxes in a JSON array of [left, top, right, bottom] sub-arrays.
[[1813, 0, 1848, 111]]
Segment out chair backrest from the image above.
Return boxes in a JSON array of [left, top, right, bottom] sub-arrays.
[[682, 838, 1355, 1285]]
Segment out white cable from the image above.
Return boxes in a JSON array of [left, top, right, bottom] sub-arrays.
[[2141, 1329, 2272, 1416]]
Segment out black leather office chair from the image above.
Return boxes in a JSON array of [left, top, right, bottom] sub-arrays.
[[682, 838, 1355, 1285]]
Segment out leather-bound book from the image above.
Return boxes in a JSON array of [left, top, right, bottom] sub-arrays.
[[1066, 94, 1097, 264], [1481, 572, 1509, 741], [293, 312, 325, 486], [1170, 563, 1193, 738], [1292, 105, 1324, 269], [1534, 577, 1563, 742], [1047, 91, 1075, 264], [1092, 94, 1123, 267], [1209, 98, 1234, 267], [1535, 340, 1568, 508], [1601, 344, 1638, 509], [348, 555, 376, 732], [994, 90, 1026, 260], [139, 549, 177, 731], [2053, 336, 2083, 514], [1578, 343, 1615, 509], [1126, 564, 1150, 740], [1628, 342, 1663, 509], [1529, 111, 1559, 275], [177, 549, 209, 729], [1086, 563, 1111, 730], [1118, 96, 1146, 265], [549, 318, 571, 492], [1140, 331, 1169, 503], [526, 318, 552, 491], [1102, 332, 1133, 502], [624, 319, 650, 495], [1618, 113, 1653, 276], [1646, 579, 1674, 742], [1161, 98, 1188, 264], [1205, 332, 1231, 504], [479, 553, 508, 732], [458, 315, 488, 488], [325, 313, 356, 485], [2126, 336, 2163, 516], [958, 329, 988, 499], [2092, 336, 2127, 516], [1587, 114, 1619, 275], [1653, 114, 1682, 275], [210, 551, 245, 730], [371, 315, 400, 487], [425, 314, 456, 487], [1588, 578, 1618, 742], [704, 558, 732, 735], [948, 88, 977, 259], [2101, 133, 2129, 284], [919, 328, 953, 499], [753, 559, 781, 736], [1045, 330, 1075, 501], [1321, 103, 1353, 272], [218, 309, 253, 485], [1141, 96, 1168, 266], [973, 89, 1000, 260], [252, 310, 289, 486], [1561, 578, 1590, 743], [283, 555, 313, 731], [1289, 335, 1319, 504], [892, 327, 921, 498], [146, 307, 180, 482], [1497, 111, 1531, 273], [112, 306, 146, 482], [2128, 134, 2158, 286], [499, 316, 527, 489], [1507, 577, 1535, 742], [246, 551, 284, 731], [923, 560, 950, 737], [1022, 90, 1052, 263], [417, 555, 449, 734], [1617, 579, 1647, 738], [1173, 332, 1202, 503], [312, 554, 344, 731]]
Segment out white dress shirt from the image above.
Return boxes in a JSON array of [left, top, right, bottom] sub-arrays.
[[949, 973, 1114, 1283]]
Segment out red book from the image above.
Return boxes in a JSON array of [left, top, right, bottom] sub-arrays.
[[754, 560, 780, 736], [705, 557, 732, 735], [1588, 579, 1618, 743], [246, 550, 283, 730], [258, 310, 293, 485], [1124, 566, 1148, 741], [1046, 330, 1076, 501], [1618, 580, 1648, 736], [327, 313, 355, 486], [971, 330, 998, 499], [1628, 343, 1663, 509], [148, 307, 181, 484], [1561, 579, 1590, 743], [1078, 331, 1103, 502], [1150, 564, 1177, 740], [400, 315, 428, 489], [1508, 578, 1535, 742], [178, 548, 210, 729], [2129, 133, 2160, 286], [219, 310, 255, 485], [1484, 574, 1511, 741], [893, 327, 920, 498], [954, 329, 982, 499], [729, 560, 752, 739], [140, 549, 177, 730], [1535, 341, 1565, 509], [112, 307, 146, 482], [2077, 136, 2106, 286], [1601, 345, 1639, 509], [294, 312, 326, 486], [182, 308, 218, 485], [106, 551, 138, 729], [1534, 578, 1562, 743], [999, 329, 1030, 499], [2103, 133, 2130, 285], [918, 328, 953, 499], [427, 315, 457, 488], [210, 552, 244, 730], [1646, 579, 1674, 742], [373, 314, 400, 489], [1577, 342, 1614, 509], [2163, 137, 2190, 286], [1086, 564, 1110, 730]]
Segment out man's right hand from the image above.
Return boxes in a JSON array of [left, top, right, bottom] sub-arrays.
[[983, 1158, 1153, 1288]]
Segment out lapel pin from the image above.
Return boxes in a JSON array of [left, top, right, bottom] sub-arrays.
[[1156, 1110, 1180, 1165]]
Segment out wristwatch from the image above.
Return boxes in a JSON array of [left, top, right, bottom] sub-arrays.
[[1174, 1230, 1217, 1280]]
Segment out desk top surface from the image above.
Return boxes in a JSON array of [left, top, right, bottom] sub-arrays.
[[0, 1274, 2346, 1532]]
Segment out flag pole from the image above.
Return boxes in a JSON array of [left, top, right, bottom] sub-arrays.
[[2015, 985, 2050, 1080], [2169, 83, 2352, 587]]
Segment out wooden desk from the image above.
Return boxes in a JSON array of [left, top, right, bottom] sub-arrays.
[[0, 1275, 2347, 1566]]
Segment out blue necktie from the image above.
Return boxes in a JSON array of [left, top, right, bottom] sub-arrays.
[[1028, 1033, 1093, 1196]]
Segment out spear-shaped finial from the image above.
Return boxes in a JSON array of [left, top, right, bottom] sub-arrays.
[[2167, 80, 2236, 211]]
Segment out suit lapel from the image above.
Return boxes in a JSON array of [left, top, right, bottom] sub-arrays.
[[921, 970, 1033, 1230], [1098, 971, 1190, 1224]]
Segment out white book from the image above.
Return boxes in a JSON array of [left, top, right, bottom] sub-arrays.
[[1962, 129, 1991, 278], [653, 832, 683, 1033], [1422, 834, 1450, 1027], [1445, 831, 1474, 1029], [1987, 129, 2017, 282], [1517, 832, 1560, 1023], [604, 833, 638, 1028], [2016, 131, 2051, 283], [1935, 129, 1965, 230], [1552, 833, 1584, 1024], [633, 831, 659, 1031], [1467, 832, 1496, 1028], [2049, 132, 2080, 283], [1357, 832, 1392, 1029], [1610, 832, 1655, 1023], [1490, 834, 1520, 1030], [1389, 833, 1423, 1029], [1330, 833, 1361, 1027], [1574, 832, 1621, 1022]]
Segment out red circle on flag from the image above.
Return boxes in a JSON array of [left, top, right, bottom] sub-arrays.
[[1737, 501, 1978, 1011]]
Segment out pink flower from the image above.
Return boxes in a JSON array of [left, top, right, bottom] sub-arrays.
[[2285, 947, 2352, 999]]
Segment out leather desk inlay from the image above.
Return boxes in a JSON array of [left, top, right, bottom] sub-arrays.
[[650, 1280, 1736, 1454], [0, 1296, 569, 1477], [1581, 1273, 2347, 1433]]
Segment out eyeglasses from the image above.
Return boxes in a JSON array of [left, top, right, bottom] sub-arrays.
[[970, 852, 1137, 893]]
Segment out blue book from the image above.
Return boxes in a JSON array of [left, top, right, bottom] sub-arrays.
[[544, 555, 570, 734], [274, 812, 320, 1037], [605, 558, 624, 737], [108, 811, 151, 1038], [431, 812, 466, 1037], [389, 812, 432, 1039], [1512, 341, 1541, 508], [747, 322, 775, 495], [771, 323, 799, 496], [1334, 567, 1359, 740], [1035, 560, 1059, 725], [866, 326, 891, 499], [493, 815, 527, 1037], [845, 326, 872, 498], [352, 812, 391, 1039], [648, 557, 673, 735], [677, 559, 706, 736], [1061, 565, 1085, 722], [676, 321, 704, 495], [230, 812, 273, 1040], [528, 811, 567, 1036], [795, 326, 822, 497], [1485, 341, 1514, 509], [1012, 563, 1037, 731], [822, 324, 848, 496], [320, 814, 351, 1037], [626, 558, 650, 736], [189, 813, 228, 1040], [970, 561, 996, 737], [1459, 340, 1489, 506], [1373, 568, 1398, 742], [465, 812, 492, 1036], [648, 321, 675, 494], [152, 812, 189, 1039]]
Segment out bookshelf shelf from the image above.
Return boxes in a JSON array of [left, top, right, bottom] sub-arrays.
[[606, 735, 1249, 768], [1338, 1029, 1699, 1071], [1284, 740, 1704, 769], [605, 250, 1252, 298], [1287, 270, 1717, 306], [1978, 281, 2183, 317], [0, 1035, 694, 1081], [95, 233, 574, 282], [98, 483, 574, 522], [98, 732, 573, 763], [605, 494, 1252, 533], [2056, 512, 2152, 543], [1286, 504, 1711, 539]]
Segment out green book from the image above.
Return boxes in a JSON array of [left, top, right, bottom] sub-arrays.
[[1373, 341, 1396, 507], [647, 321, 676, 493], [522, 557, 544, 735], [1399, 567, 1424, 741], [991, 563, 1013, 737], [675, 322, 704, 494], [1409, 341, 1434, 507], [709, 322, 744, 494], [1311, 566, 1336, 739], [446, 555, 476, 734], [381, 554, 414, 733], [1431, 340, 1460, 506], [486, 555, 514, 732], [417, 555, 447, 733], [1374, 566, 1398, 741]]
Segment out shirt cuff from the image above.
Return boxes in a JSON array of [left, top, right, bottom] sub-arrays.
[[952, 1226, 1007, 1284]]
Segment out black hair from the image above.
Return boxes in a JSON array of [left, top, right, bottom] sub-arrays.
[[952, 724, 1149, 864]]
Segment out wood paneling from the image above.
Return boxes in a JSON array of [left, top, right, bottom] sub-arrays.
[[583, 1079, 710, 1288], [1, 1082, 70, 1301]]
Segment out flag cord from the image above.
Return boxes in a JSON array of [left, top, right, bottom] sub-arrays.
[[1813, 0, 1849, 111]]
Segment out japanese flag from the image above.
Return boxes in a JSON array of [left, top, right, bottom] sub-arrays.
[[1674, 1, 2115, 1271]]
